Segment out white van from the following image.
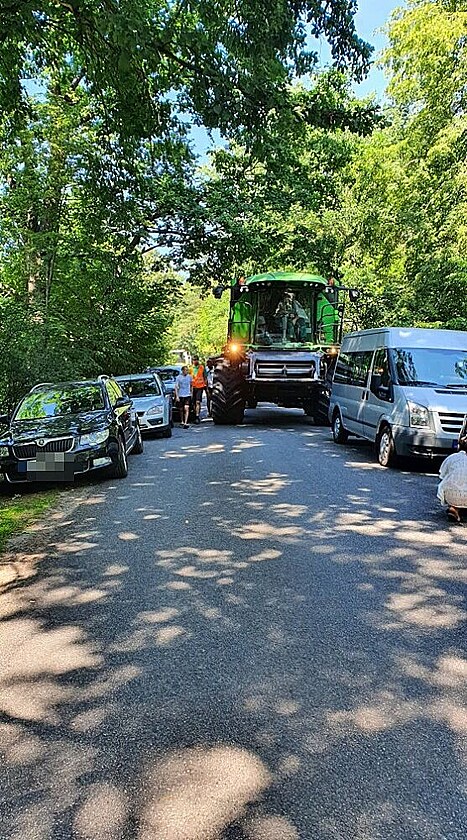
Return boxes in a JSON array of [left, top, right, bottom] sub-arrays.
[[329, 328, 467, 466]]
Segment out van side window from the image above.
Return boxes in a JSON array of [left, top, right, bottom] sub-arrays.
[[334, 352, 352, 384], [334, 351, 373, 386], [351, 351, 373, 387], [371, 349, 393, 401]]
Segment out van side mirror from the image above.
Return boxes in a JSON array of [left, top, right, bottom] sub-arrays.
[[370, 373, 382, 393], [213, 285, 225, 299], [371, 373, 393, 402]]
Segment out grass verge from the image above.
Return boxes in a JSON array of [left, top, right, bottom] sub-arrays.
[[0, 489, 59, 553]]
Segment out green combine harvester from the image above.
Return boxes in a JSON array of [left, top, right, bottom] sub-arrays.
[[211, 271, 358, 424]]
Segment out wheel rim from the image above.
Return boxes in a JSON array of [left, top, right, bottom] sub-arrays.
[[334, 416, 341, 437], [121, 441, 127, 468], [379, 431, 390, 463]]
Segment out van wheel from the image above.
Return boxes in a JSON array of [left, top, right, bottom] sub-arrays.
[[332, 411, 348, 444], [377, 426, 396, 468]]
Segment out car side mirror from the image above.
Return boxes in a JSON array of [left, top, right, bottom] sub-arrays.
[[0, 413, 11, 425], [213, 284, 225, 299], [115, 396, 130, 409]]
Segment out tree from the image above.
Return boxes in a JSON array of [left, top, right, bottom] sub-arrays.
[[166, 284, 229, 359], [339, 0, 467, 328], [179, 72, 382, 286], [0, 2, 372, 141]]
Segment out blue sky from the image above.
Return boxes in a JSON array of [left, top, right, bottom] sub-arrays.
[[353, 0, 401, 98]]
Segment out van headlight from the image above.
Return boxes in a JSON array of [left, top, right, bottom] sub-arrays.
[[408, 402, 430, 428], [80, 429, 109, 446], [146, 405, 164, 416]]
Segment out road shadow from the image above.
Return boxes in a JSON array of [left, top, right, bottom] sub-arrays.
[[0, 413, 466, 839]]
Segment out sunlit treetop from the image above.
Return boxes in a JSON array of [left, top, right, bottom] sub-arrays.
[[0, 1, 373, 137]]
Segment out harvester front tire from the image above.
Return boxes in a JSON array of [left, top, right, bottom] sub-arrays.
[[212, 363, 245, 425]]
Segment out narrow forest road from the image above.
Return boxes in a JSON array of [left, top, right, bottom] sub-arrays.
[[1, 407, 466, 840]]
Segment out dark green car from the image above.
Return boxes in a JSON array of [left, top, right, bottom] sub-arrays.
[[0, 376, 143, 484]]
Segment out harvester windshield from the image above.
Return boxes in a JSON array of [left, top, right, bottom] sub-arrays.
[[255, 285, 314, 346], [229, 273, 341, 348]]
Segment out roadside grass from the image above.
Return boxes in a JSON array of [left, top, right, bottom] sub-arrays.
[[0, 489, 59, 553]]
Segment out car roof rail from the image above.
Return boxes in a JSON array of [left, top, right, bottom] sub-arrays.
[[29, 382, 54, 391]]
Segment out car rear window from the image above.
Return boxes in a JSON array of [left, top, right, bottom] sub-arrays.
[[15, 384, 105, 419], [119, 378, 161, 397], [157, 369, 179, 381]]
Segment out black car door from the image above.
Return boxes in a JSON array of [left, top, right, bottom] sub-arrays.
[[106, 380, 133, 447]]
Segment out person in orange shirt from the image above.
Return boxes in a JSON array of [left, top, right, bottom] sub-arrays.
[[190, 355, 207, 424]]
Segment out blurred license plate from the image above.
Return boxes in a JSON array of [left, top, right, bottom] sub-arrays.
[[24, 453, 74, 481]]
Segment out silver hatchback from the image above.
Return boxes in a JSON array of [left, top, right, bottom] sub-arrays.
[[114, 373, 172, 437]]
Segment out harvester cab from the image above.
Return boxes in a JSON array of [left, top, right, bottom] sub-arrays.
[[211, 271, 358, 425]]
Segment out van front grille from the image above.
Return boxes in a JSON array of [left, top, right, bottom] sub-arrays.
[[437, 413, 466, 434]]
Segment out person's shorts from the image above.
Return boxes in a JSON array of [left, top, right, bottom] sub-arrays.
[[193, 387, 204, 403], [178, 395, 191, 407]]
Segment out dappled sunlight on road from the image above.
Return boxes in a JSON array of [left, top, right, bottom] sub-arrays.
[[73, 782, 129, 840], [231, 473, 292, 496], [0, 412, 465, 839], [137, 746, 271, 840]]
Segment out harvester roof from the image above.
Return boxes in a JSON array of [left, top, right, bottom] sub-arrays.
[[241, 271, 328, 287]]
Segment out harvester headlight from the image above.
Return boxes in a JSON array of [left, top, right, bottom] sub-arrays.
[[229, 343, 240, 353]]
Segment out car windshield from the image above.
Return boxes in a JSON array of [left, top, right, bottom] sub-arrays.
[[119, 378, 161, 397], [392, 348, 467, 387], [15, 384, 105, 419]]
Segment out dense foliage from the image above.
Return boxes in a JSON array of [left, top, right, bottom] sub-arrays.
[[341, 0, 467, 329], [191, 1, 467, 330], [1, 0, 466, 407], [166, 284, 230, 360], [0, 0, 372, 407]]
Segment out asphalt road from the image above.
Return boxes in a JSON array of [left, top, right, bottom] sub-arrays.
[[1, 406, 466, 840]]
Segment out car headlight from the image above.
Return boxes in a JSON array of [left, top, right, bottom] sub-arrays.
[[408, 401, 430, 428], [146, 405, 164, 416], [0, 445, 9, 457], [80, 429, 109, 446]]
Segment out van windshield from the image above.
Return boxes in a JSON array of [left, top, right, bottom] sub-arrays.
[[392, 348, 467, 388]]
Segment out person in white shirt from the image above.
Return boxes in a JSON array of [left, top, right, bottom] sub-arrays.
[[437, 428, 467, 523], [174, 366, 193, 428]]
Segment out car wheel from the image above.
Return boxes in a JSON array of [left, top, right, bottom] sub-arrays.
[[377, 426, 396, 468], [109, 435, 128, 478], [162, 425, 172, 438], [132, 422, 144, 454], [332, 411, 348, 444]]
